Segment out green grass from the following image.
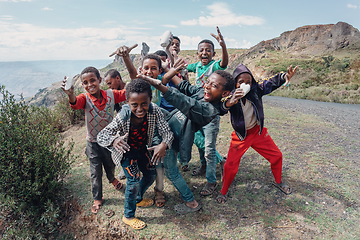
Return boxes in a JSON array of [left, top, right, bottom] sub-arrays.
[[60, 102, 360, 239]]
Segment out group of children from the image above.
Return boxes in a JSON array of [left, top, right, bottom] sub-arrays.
[[61, 27, 297, 230]]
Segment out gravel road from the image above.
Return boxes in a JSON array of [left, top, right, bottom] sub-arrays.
[[264, 96, 360, 143]]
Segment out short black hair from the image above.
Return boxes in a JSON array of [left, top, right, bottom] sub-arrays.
[[173, 36, 180, 43], [125, 78, 152, 100], [198, 39, 214, 51], [104, 69, 122, 80], [142, 53, 161, 69], [154, 50, 167, 57], [81, 66, 100, 80], [213, 70, 235, 91]]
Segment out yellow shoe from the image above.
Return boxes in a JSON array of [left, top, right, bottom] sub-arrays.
[[122, 216, 146, 230], [136, 198, 154, 207]]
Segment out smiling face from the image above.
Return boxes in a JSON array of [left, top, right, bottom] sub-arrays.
[[203, 73, 229, 103], [141, 58, 161, 79], [171, 38, 180, 54], [197, 42, 215, 66], [81, 72, 101, 97], [235, 73, 252, 88], [128, 92, 151, 119]]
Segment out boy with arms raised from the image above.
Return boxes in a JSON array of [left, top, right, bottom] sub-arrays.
[[61, 67, 125, 214], [97, 79, 173, 229], [184, 27, 228, 195], [217, 64, 297, 203]]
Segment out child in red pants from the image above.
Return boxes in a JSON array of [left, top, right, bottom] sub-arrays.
[[217, 63, 297, 203]]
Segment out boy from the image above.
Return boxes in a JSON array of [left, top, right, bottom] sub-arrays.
[[97, 79, 173, 229], [184, 27, 228, 195], [104, 69, 127, 180], [61, 66, 125, 214], [187, 26, 228, 87], [216, 64, 298, 203], [110, 45, 201, 213], [138, 60, 235, 197]]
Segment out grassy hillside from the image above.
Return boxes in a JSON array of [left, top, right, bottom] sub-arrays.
[[100, 44, 360, 105]]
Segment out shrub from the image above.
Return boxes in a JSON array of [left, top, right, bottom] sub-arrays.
[[52, 89, 85, 132], [0, 85, 74, 238]]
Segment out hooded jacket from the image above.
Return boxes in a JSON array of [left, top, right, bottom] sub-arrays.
[[221, 64, 286, 141]]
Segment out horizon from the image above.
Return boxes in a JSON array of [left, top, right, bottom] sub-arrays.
[[1, 0, 360, 62]]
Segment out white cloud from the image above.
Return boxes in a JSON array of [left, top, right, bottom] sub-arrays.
[[180, 19, 198, 26], [0, 21, 160, 61], [177, 35, 203, 48], [162, 24, 178, 28], [42, 7, 52, 11], [0, 15, 14, 20], [224, 37, 252, 49], [181, 2, 265, 27], [347, 3, 358, 9]]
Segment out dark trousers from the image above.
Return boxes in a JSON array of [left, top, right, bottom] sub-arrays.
[[85, 141, 115, 200]]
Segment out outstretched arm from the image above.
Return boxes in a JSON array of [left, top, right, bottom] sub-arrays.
[[137, 74, 169, 94], [109, 44, 138, 80], [211, 26, 228, 68]]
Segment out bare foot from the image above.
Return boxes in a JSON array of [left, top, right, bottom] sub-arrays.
[[185, 199, 199, 208]]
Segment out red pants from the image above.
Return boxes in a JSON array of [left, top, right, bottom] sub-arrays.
[[221, 125, 283, 195]]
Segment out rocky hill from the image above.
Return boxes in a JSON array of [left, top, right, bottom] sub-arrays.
[[247, 21, 360, 56], [28, 21, 360, 107]]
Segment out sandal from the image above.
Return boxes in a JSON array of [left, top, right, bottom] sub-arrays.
[[181, 164, 189, 172], [272, 181, 292, 195], [104, 209, 115, 218], [216, 193, 228, 204], [112, 178, 123, 190], [154, 187, 165, 208], [192, 164, 206, 176], [200, 182, 218, 196], [122, 216, 146, 230], [174, 202, 202, 214], [136, 198, 154, 207], [91, 198, 105, 214]]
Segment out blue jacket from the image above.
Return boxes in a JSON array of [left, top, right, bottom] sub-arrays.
[[221, 64, 286, 140]]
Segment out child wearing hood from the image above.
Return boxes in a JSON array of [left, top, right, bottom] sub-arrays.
[[217, 64, 297, 203]]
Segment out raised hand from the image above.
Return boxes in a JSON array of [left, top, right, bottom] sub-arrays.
[[61, 76, 74, 96], [147, 142, 167, 165], [210, 26, 225, 47], [113, 133, 130, 153], [109, 44, 138, 57], [226, 88, 244, 107], [173, 58, 187, 73], [284, 65, 298, 86]]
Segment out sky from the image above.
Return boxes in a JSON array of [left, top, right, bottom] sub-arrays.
[[1, 0, 360, 62]]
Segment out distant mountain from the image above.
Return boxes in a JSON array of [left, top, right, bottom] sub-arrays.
[[246, 21, 360, 56], [27, 22, 360, 107]]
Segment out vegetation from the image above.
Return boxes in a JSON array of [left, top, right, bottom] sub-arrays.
[[0, 85, 74, 239]]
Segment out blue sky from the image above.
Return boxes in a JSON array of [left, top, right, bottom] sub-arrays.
[[1, 0, 360, 61]]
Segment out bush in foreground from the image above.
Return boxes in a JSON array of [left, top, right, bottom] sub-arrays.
[[0, 85, 74, 239]]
